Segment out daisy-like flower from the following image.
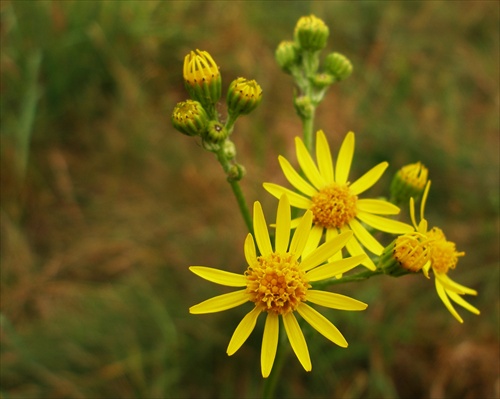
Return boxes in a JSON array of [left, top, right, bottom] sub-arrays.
[[406, 181, 480, 323], [189, 194, 368, 378], [263, 130, 413, 270]]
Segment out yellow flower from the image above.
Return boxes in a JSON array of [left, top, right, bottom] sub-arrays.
[[189, 194, 368, 378], [409, 181, 480, 323], [263, 130, 413, 270]]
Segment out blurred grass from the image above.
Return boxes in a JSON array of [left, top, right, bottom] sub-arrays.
[[1, 1, 499, 398]]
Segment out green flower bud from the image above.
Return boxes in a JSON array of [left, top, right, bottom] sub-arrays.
[[183, 49, 222, 109], [226, 77, 263, 117], [222, 140, 237, 160], [275, 40, 301, 73], [227, 163, 246, 182], [294, 15, 329, 52], [311, 73, 335, 89], [378, 233, 432, 277], [293, 95, 314, 119], [204, 120, 228, 144], [324, 52, 353, 81], [171, 100, 209, 137], [390, 162, 429, 206]]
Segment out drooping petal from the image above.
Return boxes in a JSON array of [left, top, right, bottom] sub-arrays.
[[253, 201, 273, 256], [316, 130, 334, 182], [349, 162, 388, 195], [435, 279, 463, 323], [335, 132, 355, 184], [447, 290, 480, 315], [275, 194, 291, 253], [278, 156, 317, 197], [244, 233, 257, 265], [343, 228, 376, 270], [301, 225, 323, 259], [263, 183, 312, 209], [189, 290, 249, 314], [295, 137, 326, 190], [356, 199, 400, 215], [357, 212, 414, 235], [435, 272, 477, 296], [282, 312, 312, 372], [289, 210, 313, 258], [227, 307, 262, 356], [301, 231, 353, 272], [306, 254, 366, 282], [297, 303, 348, 347], [306, 290, 368, 311], [261, 312, 279, 378], [348, 219, 384, 255], [189, 266, 246, 287]]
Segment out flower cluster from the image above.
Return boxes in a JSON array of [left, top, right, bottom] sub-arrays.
[[174, 14, 480, 381]]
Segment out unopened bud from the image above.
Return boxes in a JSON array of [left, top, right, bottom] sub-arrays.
[[324, 52, 353, 81], [294, 15, 329, 52], [226, 77, 263, 117], [204, 120, 228, 144], [275, 40, 301, 73], [171, 100, 209, 137], [390, 162, 429, 206]]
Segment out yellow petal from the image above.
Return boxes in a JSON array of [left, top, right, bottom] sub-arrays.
[[349, 162, 388, 195], [275, 194, 291, 253], [348, 219, 384, 255], [289, 211, 313, 258], [253, 201, 273, 256], [356, 212, 414, 234], [447, 290, 480, 315], [326, 228, 343, 263], [282, 312, 312, 372], [244, 233, 257, 266], [189, 266, 246, 287], [335, 131, 355, 184], [306, 290, 368, 311], [295, 137, 326, 190], [278, 156, 317, 197], [301, 231, 353, 272], [261, 312, 279, 378], [435, 279, 463, 323], [302, 224, 323, 259], [343, 229, 376, 270], [227, 307, 262, 356], [316, 130, 334, 182], [263, 183, 312, 209], [435, 272, 477, 296], [356, 199, 400, 215], [297, 303, 348, 347], [306, 254, 366, 282], [189, 290, 248, 314]]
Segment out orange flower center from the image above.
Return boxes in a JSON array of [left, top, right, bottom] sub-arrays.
[[310, 183, 358, 229], [427, 227, 465, 274], [393, 233, 431, 272], [245, 253, 310, 315]]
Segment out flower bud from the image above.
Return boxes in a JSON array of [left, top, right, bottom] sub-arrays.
[[294, 15, 329, 52], [222, 140, 237, 160], [312, 73, 335, 89], [204, 120, 228, 144], [226, 77, 263, 117], [378, 233, 432, 277], [293, 95, 314, 119], [275, 40, 301, 73], [227, 163, 246, 182], [183, 49, 222, 109], [390, 162, 429, 206], [324, 52, 353, 81], [171, 100, 209, 137]]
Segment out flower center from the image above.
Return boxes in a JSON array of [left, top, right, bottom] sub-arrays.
[[427, 227, 465, 274], [245, 252, 310, 315], [393, 233, 432, 272], [310, 183, 358, 229]]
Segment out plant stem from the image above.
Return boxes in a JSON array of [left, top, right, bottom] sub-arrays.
[[302, 107, 315, 153], [313, 269, 384, 289], [228, 178, 253, 234]]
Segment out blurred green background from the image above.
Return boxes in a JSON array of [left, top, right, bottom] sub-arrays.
[[1, 1, 499, 398]]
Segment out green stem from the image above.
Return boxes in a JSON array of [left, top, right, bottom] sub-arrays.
[[313, 269, 384, 289], [215, 146, 253, 234], [302, 107, 316, 153], [228, 178, 253, 234]]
